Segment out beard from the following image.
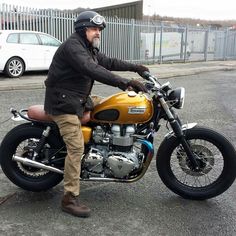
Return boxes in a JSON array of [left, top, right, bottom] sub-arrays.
[[92, 37, 100, 49]]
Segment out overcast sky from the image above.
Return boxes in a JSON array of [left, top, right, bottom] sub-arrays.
[[1, 0, 236, 21]]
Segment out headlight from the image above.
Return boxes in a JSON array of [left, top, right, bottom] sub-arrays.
[[167, 87, 185, 109]]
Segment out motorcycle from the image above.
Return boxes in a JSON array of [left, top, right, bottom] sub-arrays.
[[0, 72, 236, 200]]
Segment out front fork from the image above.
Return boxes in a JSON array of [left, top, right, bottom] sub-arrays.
[[169, 120, 200, 170], [159, 96, 200, 170]]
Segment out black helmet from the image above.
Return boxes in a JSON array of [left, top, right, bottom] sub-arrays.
[[74, 11, 106, 32]]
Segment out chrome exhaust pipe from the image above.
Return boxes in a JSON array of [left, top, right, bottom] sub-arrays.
[[12, 155, 64, 174]]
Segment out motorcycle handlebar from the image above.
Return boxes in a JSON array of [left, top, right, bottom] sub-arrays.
[[140, 71, 162, 90], [141, 71, 151, 80]]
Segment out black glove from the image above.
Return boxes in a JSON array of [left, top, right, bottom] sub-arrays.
[[135, 65, 150, 77], [127, 80, 148, 93]]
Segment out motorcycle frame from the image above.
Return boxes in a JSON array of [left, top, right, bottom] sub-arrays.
[[10, 86, 200, 182], [10, 108, 156, 183]]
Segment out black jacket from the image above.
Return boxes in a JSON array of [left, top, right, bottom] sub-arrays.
[[44, 32, 138, 117]]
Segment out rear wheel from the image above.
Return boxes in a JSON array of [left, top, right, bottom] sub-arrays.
[[5, 57, 25, 78], [0, 123, 63, 192], [156, 126, 236, 200]]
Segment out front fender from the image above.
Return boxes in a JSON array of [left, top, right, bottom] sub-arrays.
[[164, 122, 197, 139]]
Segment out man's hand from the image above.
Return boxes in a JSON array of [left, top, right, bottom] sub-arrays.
[[127, 80, 148, 93], [135, 65, 150, 77]]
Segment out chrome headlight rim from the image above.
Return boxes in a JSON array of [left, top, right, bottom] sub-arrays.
[[179, 87, 185, 109], [167, 87, 185, 109]]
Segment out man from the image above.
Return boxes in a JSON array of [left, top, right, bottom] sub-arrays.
[[44, 10, 149, 218]]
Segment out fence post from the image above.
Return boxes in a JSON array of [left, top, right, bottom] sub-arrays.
[[223, 28, 229, 61], [180, 29, 185, 59], [159, 22, 163, 64], [152, 25, 157, 63], [184, 26, 189, 63], [2, 3, 6, 30], [129, 18, 135, 62], [233, 31, 236, 59], [5, 4, 9, 30], [204, 28, 210, 61], [0, 4, 2, 30], [50, 9, 54, 37]]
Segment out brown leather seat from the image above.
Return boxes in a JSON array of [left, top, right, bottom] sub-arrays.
[[27, 105, 91, 124]]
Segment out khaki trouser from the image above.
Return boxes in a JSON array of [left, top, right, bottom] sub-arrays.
[[51, 114, 83, 196], [50, 95, 103, 196]]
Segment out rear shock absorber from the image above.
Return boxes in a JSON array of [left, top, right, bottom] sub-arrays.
[[33, 126, 51, 160]]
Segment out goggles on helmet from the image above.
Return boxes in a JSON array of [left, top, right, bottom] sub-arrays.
[[90, 14, 106, 26]]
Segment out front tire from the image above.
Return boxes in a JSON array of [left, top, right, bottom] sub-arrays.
[[156, 126, 236, 200], [0, 123, 63, 192]]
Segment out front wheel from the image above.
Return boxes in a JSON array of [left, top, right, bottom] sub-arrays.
[[5, 57, 25, 78], [157, 126, 236, 200]]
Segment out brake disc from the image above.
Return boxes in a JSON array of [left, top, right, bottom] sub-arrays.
[[177, 144, 214, 176]]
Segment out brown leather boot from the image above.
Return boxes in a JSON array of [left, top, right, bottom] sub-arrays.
[[61, 193, 91, 217]]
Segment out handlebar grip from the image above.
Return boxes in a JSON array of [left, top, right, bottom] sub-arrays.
[[141, 71, 151, 80], [10, 108, 18, 118]]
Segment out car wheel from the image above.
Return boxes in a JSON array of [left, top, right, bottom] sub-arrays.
[[5, 57, 25, 78]]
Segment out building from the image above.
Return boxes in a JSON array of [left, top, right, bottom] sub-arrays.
[[93, 0, 143, 20]]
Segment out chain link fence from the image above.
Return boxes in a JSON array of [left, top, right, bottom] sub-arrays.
[[1, 3, 236, 63]]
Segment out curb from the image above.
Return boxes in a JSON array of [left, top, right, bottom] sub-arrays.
[[157, 66, 236, 79], [0, 83, 45, 91]]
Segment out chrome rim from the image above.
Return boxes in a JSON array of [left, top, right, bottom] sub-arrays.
[[8, 59, 23, 76], [170, 139, 224, 188]]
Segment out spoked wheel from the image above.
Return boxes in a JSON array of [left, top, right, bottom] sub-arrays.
[[0, 123, 63, 192], [5, 57, 25, 78], [157, 126, 236, 200]]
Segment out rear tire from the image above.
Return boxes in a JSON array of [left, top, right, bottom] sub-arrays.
[[156, 126, 236, 200], [5, 57, 25, 78], [0, 123, 63, 192]]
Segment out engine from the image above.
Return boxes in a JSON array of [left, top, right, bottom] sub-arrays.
[[81, 124, 144, 178]]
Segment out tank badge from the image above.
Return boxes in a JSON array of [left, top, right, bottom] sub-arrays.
[[128, 107, 146, 114]]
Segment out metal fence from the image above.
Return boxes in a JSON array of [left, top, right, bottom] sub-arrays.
[[1, 3, 236, 63]]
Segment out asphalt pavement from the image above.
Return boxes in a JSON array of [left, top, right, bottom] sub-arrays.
[[0, 60, 236, 90], [1, 62, 236, 236]]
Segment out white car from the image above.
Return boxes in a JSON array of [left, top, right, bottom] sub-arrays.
[[0, 30, 61, 78]]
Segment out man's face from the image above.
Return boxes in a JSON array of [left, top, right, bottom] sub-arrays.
[[86, 27, 101, 48]]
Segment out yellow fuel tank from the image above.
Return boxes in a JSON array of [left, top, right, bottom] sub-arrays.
[[90, 91, 153, 124]]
